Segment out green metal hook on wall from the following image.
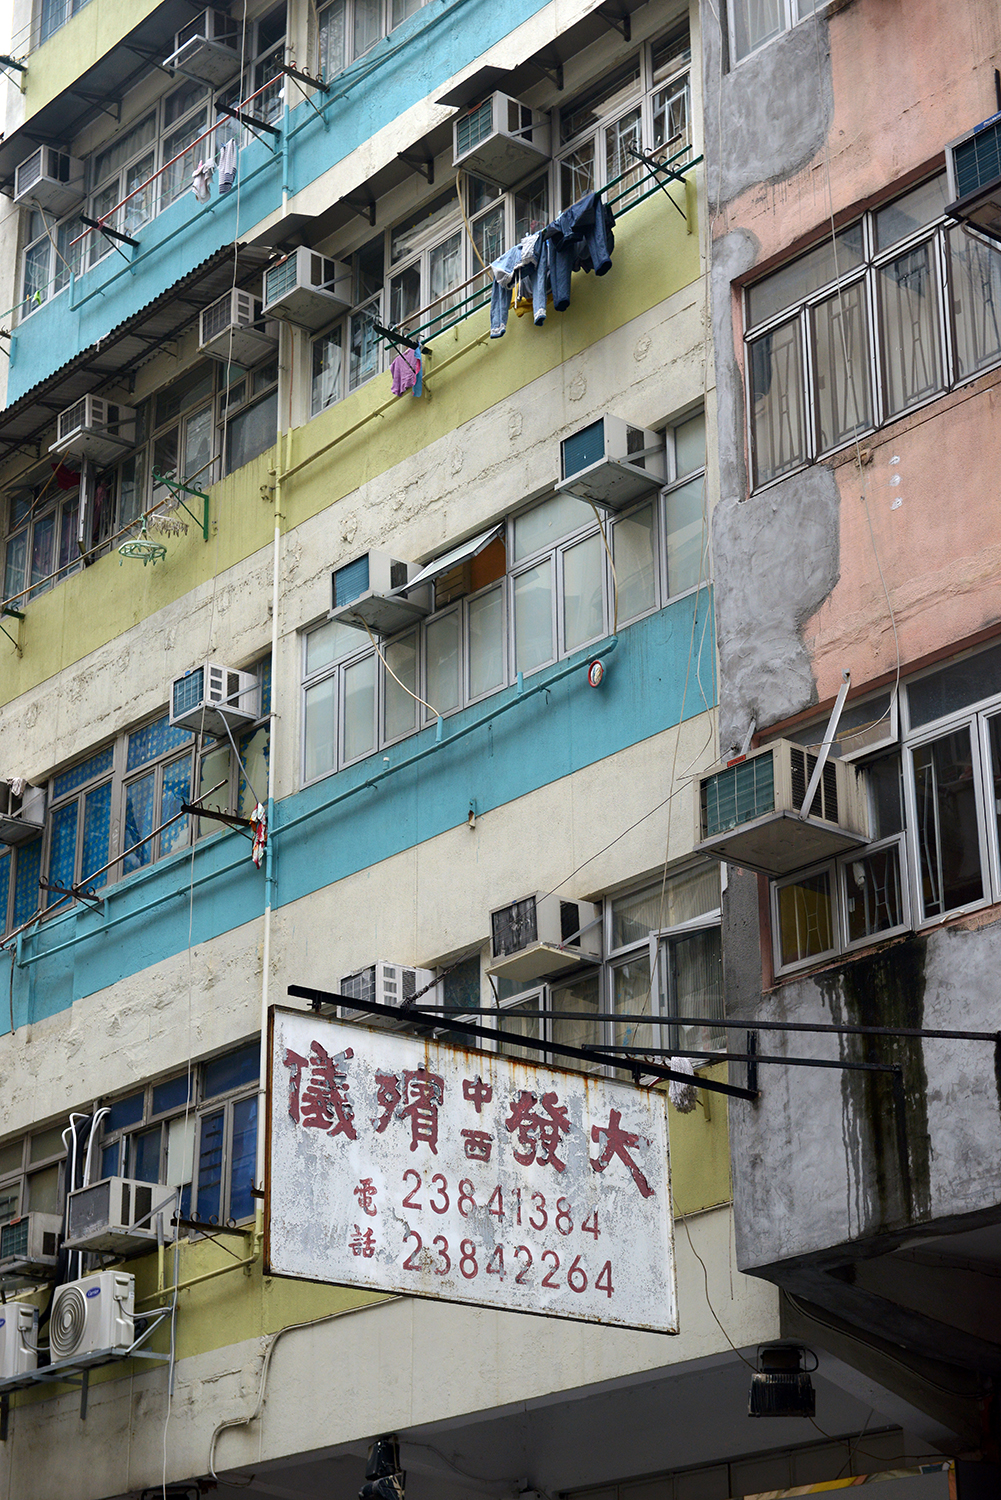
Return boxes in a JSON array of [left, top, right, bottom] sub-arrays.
[[150, 470, 211, 542]]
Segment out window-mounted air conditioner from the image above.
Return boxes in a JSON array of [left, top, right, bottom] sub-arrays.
[[49, 1271, 134, 1362], [329, 550, 431, 636], [0, 1303, 37, 1381], [64, 1178, 175, 1257], [453, 93, 550, 187], [14, 147, 85, 216], [0, 1213, 62, 1279], [338, 960, 437, 1024], [557, 415, 666, 510], [162, 8, 241, 85], [49, 396, 136, 466], [170, 662, 259, 738], [946, 111, 1001, 244], [198, 289, 278, 365], [487, 893, 601, 983], [263, 248, 353, 330], [695, 739, 870, 877], [0, 781, 45, 847]]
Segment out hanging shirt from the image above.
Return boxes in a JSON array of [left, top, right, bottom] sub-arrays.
[[390, 349, 420, 396], [192, 159, 215, 203]]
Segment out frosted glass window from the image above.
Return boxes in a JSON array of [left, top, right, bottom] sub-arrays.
[[13, 840, 41, 927], [47, 803, 77, 899], [613, 502, 656, 621], [426, 613, 461, 714], [513, 561, 554, 673], [27, 1165, 60, 1214], [306, 619, 359, 675], [343, 654, 377, 761], [468, 586, 504, 698], [384, 633, 418, 739], [612, 956, 654, 1051], [514, 494, 592, 561], [304, 675, 337, 781], [159, 755, 192, 857], [82, 782, 112, 887], [562, 533, 604, 650], [123, 774, 155, 873], [665, 475, 706, 594], [312, 329, 342, 415]]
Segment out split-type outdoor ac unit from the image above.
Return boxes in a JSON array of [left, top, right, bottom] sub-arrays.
[[487, 892, 601, 983], [695, 739, 871, 877], [338, 961, 436, 1023], [170, 662, 259, 738], [64, 1177, 175, 1257], [49, 1272, 134, 1361], [946, 111, 1001, 243], [0, 1213, 62, 1279], [329, 550, 431, 636], [263, 248, 353, 330], [452, 93, 550, 187], [198, 289, 278, 365], [49, 396, 136, 466], [0, 1303, 38, 1380], [0, 781, 45, 847], [162, 8, 241, 85], [14, 147, 85, 216], [557, 415, 666, 510]]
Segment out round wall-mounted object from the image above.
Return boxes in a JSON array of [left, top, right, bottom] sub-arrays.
[[587, 659, 605, 688]]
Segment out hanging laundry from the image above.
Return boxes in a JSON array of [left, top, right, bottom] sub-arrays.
[[390, 347, 420, 396], [542, 192, 616, 312], [250, 803, 267, 868], [488, 232, 541, 338], [191, 158, 215, 203], [217, 138, 238, 194]]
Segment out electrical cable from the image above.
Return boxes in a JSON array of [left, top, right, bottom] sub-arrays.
[[359, 616, 441, 722], [587, 501, 619, 634]]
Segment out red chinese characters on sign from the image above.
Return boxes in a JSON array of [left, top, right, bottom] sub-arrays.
[[283, 1042, 357, 1139], [505, 1089, 572, 1171], [463, 1077, 493, 1113], [460, 1129, 493, 1161], [350, 1225, 377, 1257], [354, 1177, 378, 1216], [370, 1067, 445, 1153], [590, 1108, 654, 1198]]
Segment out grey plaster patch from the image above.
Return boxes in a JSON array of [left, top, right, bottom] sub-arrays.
[[712, 464, 840, 750], [701, 7, 834, 207], [711, 229, 759, 502]]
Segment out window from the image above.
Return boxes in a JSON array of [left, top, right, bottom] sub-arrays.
[[556, 24, 692, 212], [301, 416, 704, 783], [0, 1125, 67, 1229], [728, 0, 824, 64], [745, 174, 1001, 489], [318, 0, 426, 82], [2, 476, 82, 606], [35, 0, 93, 47], [97, 1042, 259, 1226]]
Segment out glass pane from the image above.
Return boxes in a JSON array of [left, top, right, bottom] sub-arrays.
[[354, 0, 382, 55], [665, 475, 706, 595], [498, 997, 542, 1063], [123, 773, 155, 873], [611, 864, 719, 950], [812, 280, 873, 450], [165, 1114, 195, 1188], [875, 175, 948, 251], [551, 972, 600, 1054], [606, 107, 643, 207], [104, 1092, 144, 1134], [0, 850, 9, 932], [513, 560, 554, 673], [312, 329, 342, 415], [319, 0, 346, 78], [908, 643, 1001, 727], [47, 802, 77, 900], [304, 675, 337, 781], [0, 1141, 21, 1176], [226, 391, 278, 473], [747, 225, 866, 328], [949, 224, 1001, 379], [30, 511, 56, 595], [561, 141, 595, 211], [514, 175, 549, 239], [513, 493, 592, 560], [52, 747, 114, 801], [612, 956, 653, 1051], [197, 743, 231, 828], [127, 716, 191, 772], [731, 0, 783, 60], [613, 502, 656, 622], [845, 844, 904, 942], [869, 752, 904, 838], [674, 413, 705, 477], [426, 613, 461, 715], [749, 319, 807, 485], [468, 586, 504, 698], [160, 754, 192, 857], [156, 364, 215, 427], [101, 1142, 119, 1179], [23, 239, 51, 313], [652, 77, 691, 158], [878, 241, 942, 417], [183, 405, 214, 484], [229, 1096, 258, 1221], [391, 191, 459, 263], [27, 1165, 60, 1214], [343, 654, 377, 761], [59, 497, 80, 573], [350, 300, 381, 390], [429, 232, 462, 314], [473, 204, 506, 267], [195, 1109, 223, 1223], [384, 633, 418, 739], [0, 1186, 18, 1225], [390, 262, 421, 327], [562, 533, 604, 651], [664, 928, 723, 1054], [130, 1124, 162, 1183], [13, 839, 42, 928], [4, 532, 27, 603], [30, 1125, 66, 1163], [913, 727, 983, 918], [153, 1074, 191, 1114], [122, 150, 156, 234], [237, 726, 270, 820], [203, 1043, 259, 1098], [306, 618, 359, 675], [777, 869, 835, 966], [391, 0, 420, 23], [990, 715, 1001, 882]]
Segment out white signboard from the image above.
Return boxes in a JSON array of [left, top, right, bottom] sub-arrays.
[[266, 1008, 677, 1333]]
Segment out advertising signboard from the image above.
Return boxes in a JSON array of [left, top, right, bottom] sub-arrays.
[[267, 1008, 677, 1333]]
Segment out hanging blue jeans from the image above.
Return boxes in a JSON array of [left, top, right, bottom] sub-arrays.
[[546, 192, 616, 311]]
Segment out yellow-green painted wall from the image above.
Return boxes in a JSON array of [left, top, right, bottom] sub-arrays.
[[22, 0, 167, 118]]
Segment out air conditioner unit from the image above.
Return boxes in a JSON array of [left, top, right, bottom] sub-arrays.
[[946, 111, 1001, 243], [14, 147, 85, 216], [49, 1272, 134, 1362], [170, 662, 259, 737], [49, 396, 136, 465], [198, 289, 278, 365], [487, 893, 601, 983], [453, 92, 550, 187], [0, 1304, 37, 1380], [263, 248, 353, 330], [557, 416, 666, 510], [64, 1178, 175, 1256], [0, 781, 45, 847], [329, 550, 431, 636], [0, 1213, 62, 1279], [338, 960, 436, 1023], [162, 8, 241, 85], [695, 739, 871, 877]]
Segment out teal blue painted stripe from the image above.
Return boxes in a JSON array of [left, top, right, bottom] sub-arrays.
[[6, 591, 715, 1032]]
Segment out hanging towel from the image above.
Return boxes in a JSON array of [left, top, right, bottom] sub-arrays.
[[191, 158, 215, 203], [250, 803, 267, 868], [390, 348, 420, 396], [667, 1055, 699, 1113], [217, 138, 238, 194]]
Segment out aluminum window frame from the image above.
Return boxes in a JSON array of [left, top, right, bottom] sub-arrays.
[[727, 0, 825, 67]]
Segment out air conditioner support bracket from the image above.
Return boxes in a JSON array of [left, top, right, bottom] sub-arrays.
[[217, 103, 281, 148], [0, 607, 24, 658], [38, 877, 104, 911], [150, 471, 210, 541], [597, 5, 630, 41], [397, 150, 434, 185]]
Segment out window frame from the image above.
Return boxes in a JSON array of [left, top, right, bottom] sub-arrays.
[[0, 1126, 68, 1228], [727, 0, 825, 67]]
